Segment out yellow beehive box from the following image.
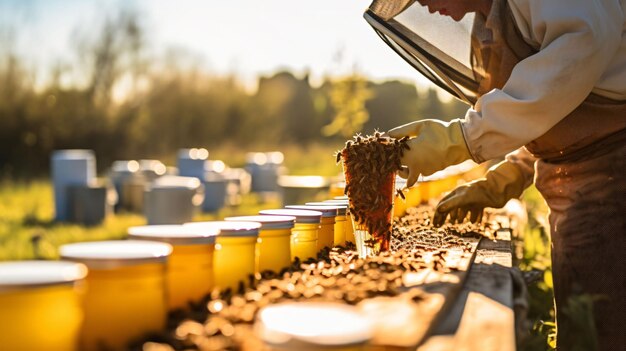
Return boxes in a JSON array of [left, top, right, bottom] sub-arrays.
[[225, 215, 295, 273], [0, 261, 87, 351], [185, 221, 261, 292], [60, 240, 171, 351], [326, 198, 355, 244], [260, 209, 322, 261], [306, 202, 348, 246], [285, 205, 341, 250], [127, 224, 219, 310]]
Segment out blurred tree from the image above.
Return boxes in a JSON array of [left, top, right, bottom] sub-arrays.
[[416, 87, 470, 122], [253, 71, 321, 143], [441, 95, 470, 120], [75, 10, 147, 107], [252, 71, 296, 142], [421, 87, 446, 119], [284, 72, 320, 143], [0, 29, 38, 176], [0, 7, 458, 177], [322, 73, 373, 138], [365, 80, 419, 132]]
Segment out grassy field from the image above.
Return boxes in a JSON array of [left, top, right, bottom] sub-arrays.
[[517, 186, 557, 350], [0, 180, 293, 260], [0, 143, 344, 260], [0, 181, 140, 260]]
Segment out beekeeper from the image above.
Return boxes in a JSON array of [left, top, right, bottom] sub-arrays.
[[379, 0, 625, 349]]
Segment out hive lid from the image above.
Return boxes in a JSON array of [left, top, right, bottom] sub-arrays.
[[224, 216, 295, 230], [0, 261, 87, 291], [60, 240, 172, 269], [323, 199, 350, 206], [151, 175, 201, 189], [259, 209, 322, 224], [305, 202, 347, 215], [257, 302, 373, 346], [184, 221, 261, 237], [246, 152, 284, 165], [277, 175, 330, 188], [51, 149, 95, 160], [111, 160, 140, 173], [421, 159, 479, 181], [285, 205, 338, 218], [178, 148, 209, 160], [128, 225, 219, 245]]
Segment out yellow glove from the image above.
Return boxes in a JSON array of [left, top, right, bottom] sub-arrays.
[[388, 119, 473, 187], [433, 161, 528, 226]]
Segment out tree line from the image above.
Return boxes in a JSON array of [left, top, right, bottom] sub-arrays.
[[0, 10, 468, 178]]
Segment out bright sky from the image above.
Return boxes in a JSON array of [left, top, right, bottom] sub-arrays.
[[1, 0, 430, 90]]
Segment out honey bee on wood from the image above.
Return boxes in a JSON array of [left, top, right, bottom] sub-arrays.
[[396, 189, 406, 200]]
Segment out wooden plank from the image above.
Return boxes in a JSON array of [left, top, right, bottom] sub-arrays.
[[419, 229, 516, 351], [358, 236, 481, 349]]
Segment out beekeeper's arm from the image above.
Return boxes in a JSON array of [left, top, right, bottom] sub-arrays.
[[389, 0, 622, 185], [462, 0, 623, 162]]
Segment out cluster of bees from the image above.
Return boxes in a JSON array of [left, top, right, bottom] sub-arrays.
[[337, 132, 409, 251]]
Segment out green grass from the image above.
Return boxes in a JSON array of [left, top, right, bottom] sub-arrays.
[[0, 180, 289, 261], [0, 181, 141, 260], [518, 186, 600, 351], [518, 185, 557, 350]]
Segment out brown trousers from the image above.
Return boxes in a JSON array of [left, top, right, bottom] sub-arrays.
[[535, 140, 626, 350]]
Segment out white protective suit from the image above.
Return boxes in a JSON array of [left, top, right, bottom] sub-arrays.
[[366, 1, 626, 350], [462, 3, 626, 349], [462, 0, 626, 162]]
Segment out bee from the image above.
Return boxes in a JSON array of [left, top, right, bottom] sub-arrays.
[[396, 189, 406, 200], [335, 152, 342, 163]]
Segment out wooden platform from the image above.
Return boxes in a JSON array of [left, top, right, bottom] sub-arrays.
[[419, 229, 516, 351]]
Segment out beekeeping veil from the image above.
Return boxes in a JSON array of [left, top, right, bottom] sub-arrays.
[[365, 0, 493, 106]]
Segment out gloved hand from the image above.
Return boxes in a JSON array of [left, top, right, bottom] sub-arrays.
[[388, 119, 473, 187], [432, 160, 528, 226]]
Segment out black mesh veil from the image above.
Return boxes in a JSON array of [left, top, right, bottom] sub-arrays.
[[365, 0, 480, 106]]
